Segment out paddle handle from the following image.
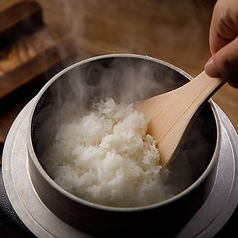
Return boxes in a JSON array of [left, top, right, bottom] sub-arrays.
[[186, 71, 226, 106]]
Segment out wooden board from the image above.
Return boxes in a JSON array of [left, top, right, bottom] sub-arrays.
[[0, 1, 43, 49], [0, 1, 76, 149]]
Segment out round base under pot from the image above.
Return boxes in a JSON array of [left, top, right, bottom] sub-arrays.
[[2, 99, 238, 238], [2, 54, 238, 237]]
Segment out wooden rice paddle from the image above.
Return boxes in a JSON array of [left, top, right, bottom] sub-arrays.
[[136, 71, 226, 168]]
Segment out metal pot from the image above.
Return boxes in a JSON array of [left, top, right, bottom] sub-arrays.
[[2, 54, 238, 237]]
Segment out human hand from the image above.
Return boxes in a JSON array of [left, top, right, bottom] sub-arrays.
[[205, 0, 238, 88]]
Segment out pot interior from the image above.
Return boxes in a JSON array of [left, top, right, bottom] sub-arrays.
[[31, 55, 217, 205]]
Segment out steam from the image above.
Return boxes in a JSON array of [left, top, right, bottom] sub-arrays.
[[34, 0, 214, 75], [33, 57, 167, 141], [27, 0, 217, 199], [32, 54, 217, 200]]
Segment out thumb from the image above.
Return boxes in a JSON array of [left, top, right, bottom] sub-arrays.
[[205, 36, 238, 78]]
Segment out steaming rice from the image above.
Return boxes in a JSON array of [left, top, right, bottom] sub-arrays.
[[42, 98, 180, 207]]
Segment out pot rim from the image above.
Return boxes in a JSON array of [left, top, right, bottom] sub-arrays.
[[27, 53, 221, 212]]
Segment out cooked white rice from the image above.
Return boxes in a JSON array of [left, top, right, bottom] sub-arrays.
[[42, 98, 182, 207]]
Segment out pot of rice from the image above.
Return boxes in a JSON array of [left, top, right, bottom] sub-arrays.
[[28, 54, 220, 237]]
